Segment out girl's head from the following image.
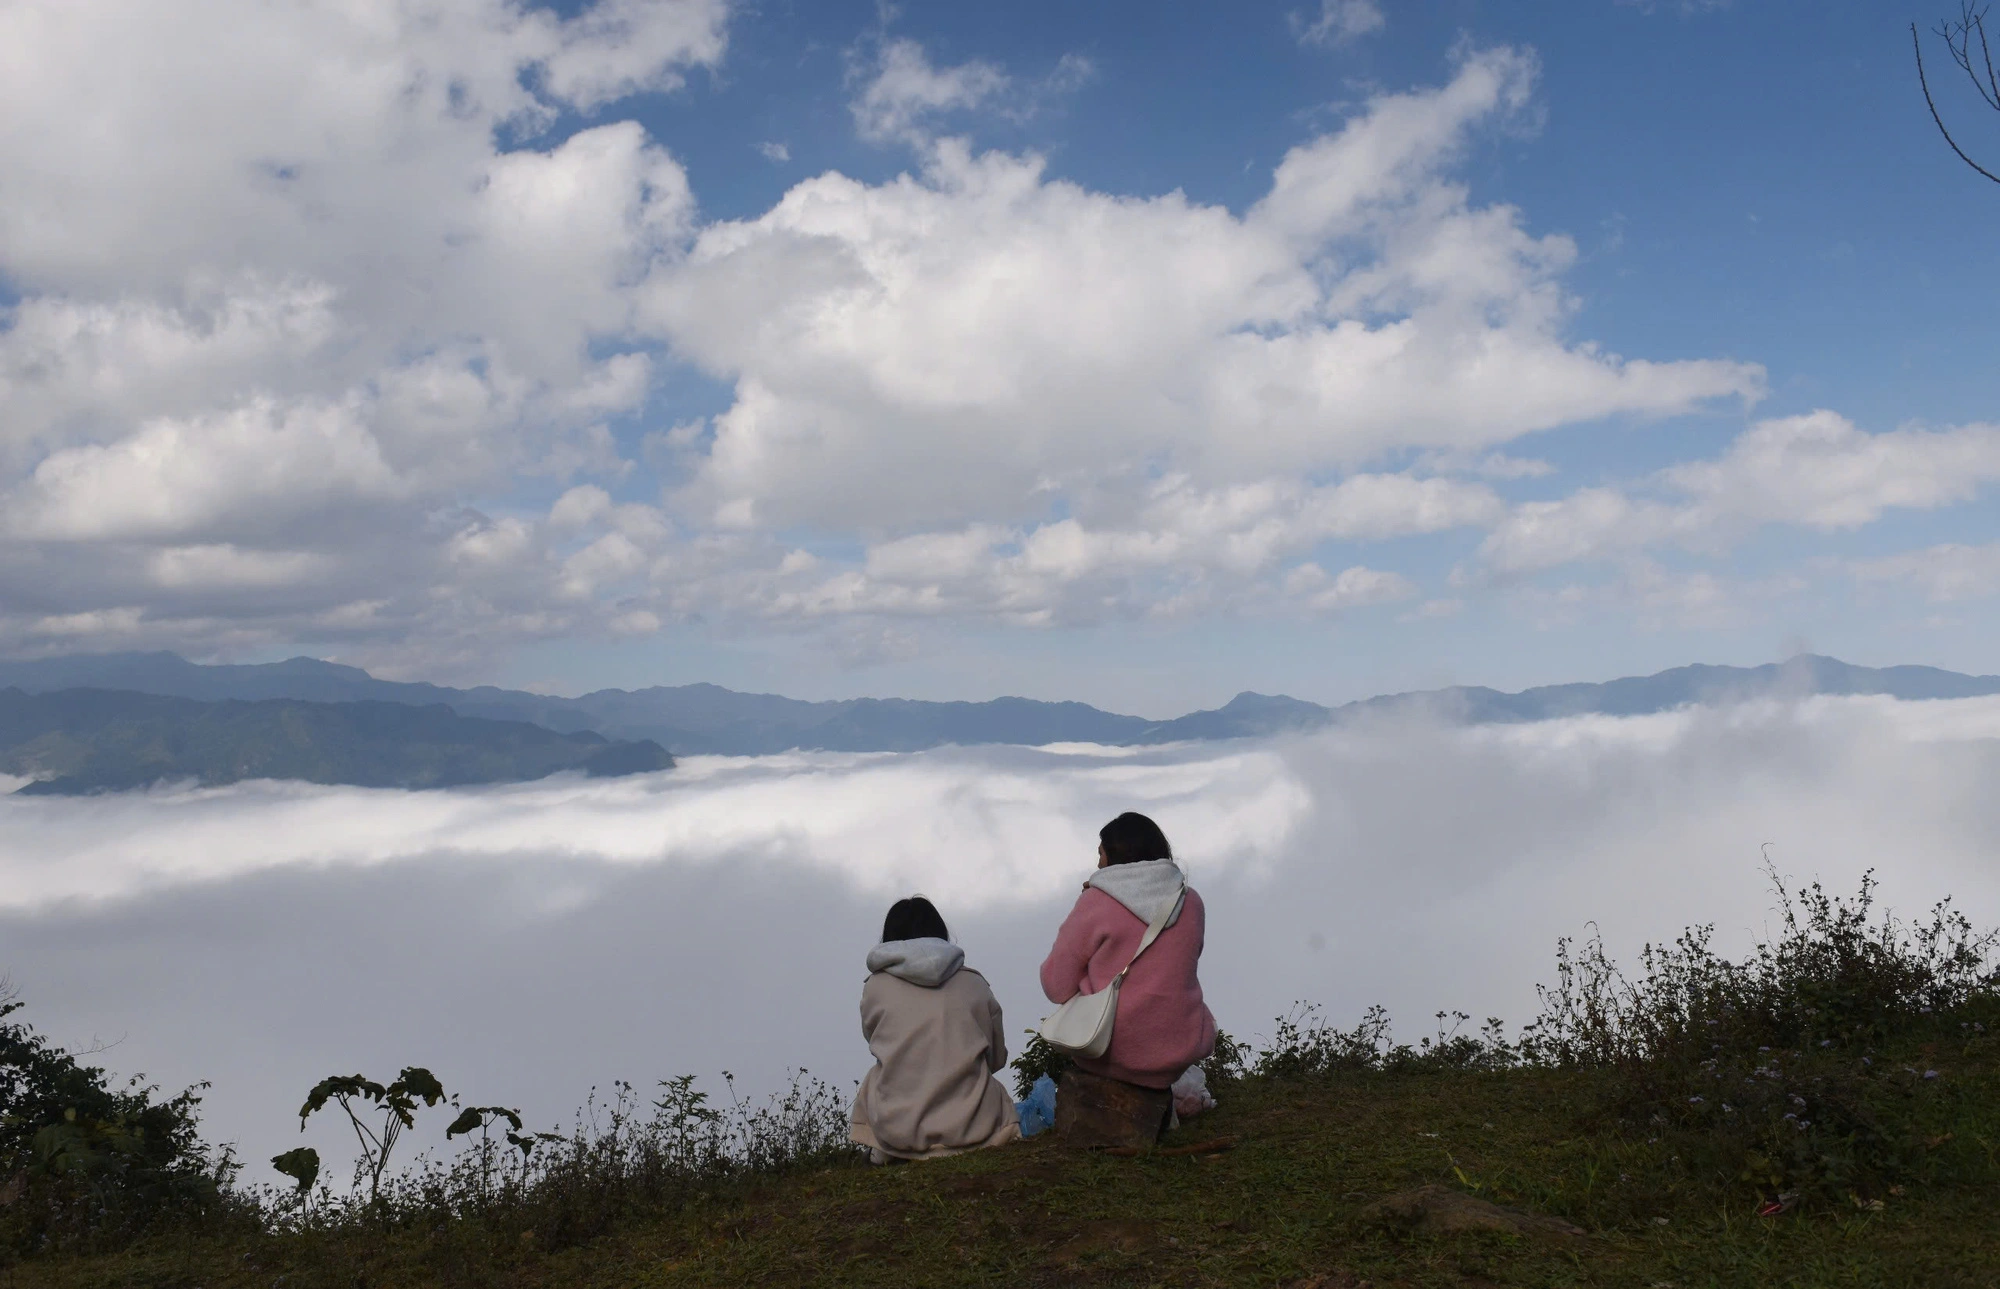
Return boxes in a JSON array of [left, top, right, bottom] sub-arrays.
[[881, 895, 949, 944], [1098, 812, 1172, 866]]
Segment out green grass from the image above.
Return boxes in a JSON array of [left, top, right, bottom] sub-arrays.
[[15, 1048, 1999, 1289]]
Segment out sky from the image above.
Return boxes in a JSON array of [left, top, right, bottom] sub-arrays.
[[2, 0, 1998, 714], [6, 692, 2000, 1178]]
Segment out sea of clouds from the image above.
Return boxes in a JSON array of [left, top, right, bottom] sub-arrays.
[[5, 693, 2000, 1180]]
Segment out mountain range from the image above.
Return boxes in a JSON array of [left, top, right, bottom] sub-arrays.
[[3, 651, 1997, 761], [0, 688, 672, 795]]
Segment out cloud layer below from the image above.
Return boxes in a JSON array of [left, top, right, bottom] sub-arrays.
[[5, 694, 1999, 1176]]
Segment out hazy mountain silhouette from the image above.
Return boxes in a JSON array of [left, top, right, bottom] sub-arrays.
[[0, 688, 673, 795], [4, 652, 1997, 762]]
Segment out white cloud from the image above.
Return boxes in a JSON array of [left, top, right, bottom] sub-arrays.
[[0, 0, 722, 667], [1291, 0, 1386, 48], [649, 47, 1759, 543], [1281, 562, 1417, 613], [756, 141, 791, 163], [0, 15, 1797, 662], [1479, 411, 2000, 574], [850, 39, 1011, 145], [1853, 543, 2000, 603]]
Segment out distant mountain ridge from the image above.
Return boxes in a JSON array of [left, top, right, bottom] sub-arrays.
[[1, 651, 1995, 759], [0, 688, 673, 795]]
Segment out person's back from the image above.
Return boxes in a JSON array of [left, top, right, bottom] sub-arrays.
[[851, 899, 1021, 1161], [1039, 812, 1217, 1090]]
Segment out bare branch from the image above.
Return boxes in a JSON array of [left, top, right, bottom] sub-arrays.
[[1915, 21, 2000, 185]]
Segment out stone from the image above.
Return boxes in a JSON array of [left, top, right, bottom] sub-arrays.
[[1359, 1185, 1585, 1237], [1052, 1068, 1172, 1151]]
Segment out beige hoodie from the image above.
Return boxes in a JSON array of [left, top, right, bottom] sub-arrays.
[[849, 938, 1022, 1160]]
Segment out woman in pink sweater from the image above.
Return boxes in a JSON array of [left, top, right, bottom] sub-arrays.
[[1039, 812, 1216, 1089]]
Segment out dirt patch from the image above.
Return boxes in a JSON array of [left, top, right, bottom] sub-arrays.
[[1047, 1218, 1159, 1265], [1359, 1185, 1584, 1238]]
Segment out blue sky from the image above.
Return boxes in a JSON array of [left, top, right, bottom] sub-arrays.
[[1, 0, 1995, 713]]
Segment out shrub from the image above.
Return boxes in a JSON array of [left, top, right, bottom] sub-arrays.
[[0, 985, 243, 1256], [275, 1068, 860, 1252], [1250, 1003, 1518, 1078], [1008, 1032, 1074, 1100], [1517, 868, 2000, 1205]]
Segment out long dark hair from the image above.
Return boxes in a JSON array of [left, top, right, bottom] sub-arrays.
[[1098, 812, 1172, 866], [881, 896, 949, 943]]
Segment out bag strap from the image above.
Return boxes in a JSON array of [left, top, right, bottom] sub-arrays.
[[1110, 880, 1186, 987]]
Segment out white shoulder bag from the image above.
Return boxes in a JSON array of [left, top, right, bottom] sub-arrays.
[[1037, 881, 1185, 1059]]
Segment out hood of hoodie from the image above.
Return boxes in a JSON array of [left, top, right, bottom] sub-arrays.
[[866, 937, 965, 987], [1088, 858, 1187, 927]]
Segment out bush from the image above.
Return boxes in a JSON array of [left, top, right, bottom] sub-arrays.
[[269, 1068, 860, 1253], [1250, 1003, 1518, 1078], [1516, 868, 2000, 1205], [0, 985, 243, 1257], [1007, 1032, 1074, 1100]]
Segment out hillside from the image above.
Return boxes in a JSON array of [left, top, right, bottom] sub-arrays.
[[15, 1058, 1999, 1288], [7, 870, 1996, 1287], [0, 688, 673, 795], [2, 651, 1997, 757]]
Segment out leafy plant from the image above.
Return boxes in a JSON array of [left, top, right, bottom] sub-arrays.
[[0, 983, 238, 1254], [1007, 1031, 1075, 1100], [443, 1102, 536, 1197], [268, 1146, 319, 1213], [295, 1068, 446, 1210], [1515, 865, 2000, 1204]]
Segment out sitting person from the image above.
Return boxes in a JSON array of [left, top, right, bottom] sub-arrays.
[[1040, 812, 1217, 1096], [850, 896, 1021, 1163]]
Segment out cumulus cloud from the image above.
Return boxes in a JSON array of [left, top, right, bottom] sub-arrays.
[[0, 13, 1782, 664], [624, 48, 1761, 631], [1479, 411, 2000, 575], [0, 0, 720, 668], [655, 48, 1758, 540], [5, 696, 2000, 1176]]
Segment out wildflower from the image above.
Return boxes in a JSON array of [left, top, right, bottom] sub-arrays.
[[1924, 1069, 1940, 1080], [1688, 1096, 1704, 1104]]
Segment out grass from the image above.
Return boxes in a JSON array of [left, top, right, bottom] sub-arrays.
[[12, 1038, 2000, 1289], [9, 869, 2000, 1287]]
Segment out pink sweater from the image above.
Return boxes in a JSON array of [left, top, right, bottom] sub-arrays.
[[1039, 885, 1217, 1089]]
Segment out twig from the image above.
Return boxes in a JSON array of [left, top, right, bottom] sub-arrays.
[[1915, 21, 2000, 184]]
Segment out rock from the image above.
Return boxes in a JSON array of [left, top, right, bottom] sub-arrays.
[[1053, 1068, 1172, 1151], [1360, 1185, 1584, 1237]]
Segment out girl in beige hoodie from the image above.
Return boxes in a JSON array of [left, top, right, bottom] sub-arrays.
[[850, 897, 1022, 1163]]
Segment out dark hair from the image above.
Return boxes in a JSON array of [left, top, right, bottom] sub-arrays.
[[882, 896, 949, 943], [1098, 812, 1172, 866]]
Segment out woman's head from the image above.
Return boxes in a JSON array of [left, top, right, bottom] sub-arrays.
[[881, 895, 950, 944], [1098, 812, 1172, 866]]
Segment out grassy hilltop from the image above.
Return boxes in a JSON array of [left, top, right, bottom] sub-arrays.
[[5, 872, 1999, 1288]]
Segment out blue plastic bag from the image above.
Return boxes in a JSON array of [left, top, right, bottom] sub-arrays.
[[1016, 1074, 1057, 1138]]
